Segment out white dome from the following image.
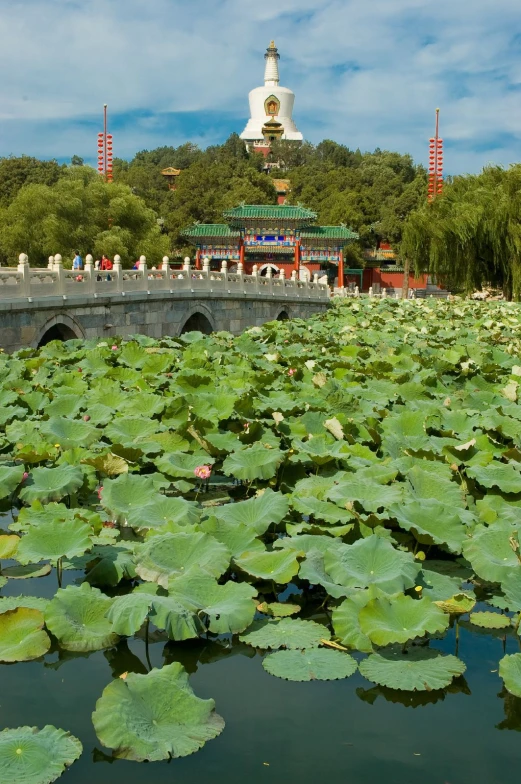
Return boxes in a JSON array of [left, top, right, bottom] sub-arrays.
[[240, 42, 303, 143]]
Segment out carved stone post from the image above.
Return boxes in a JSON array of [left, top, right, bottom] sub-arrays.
[[279, 268, 285, 280], [221, 259, 228, 275], [183, 256, 191, 274], [381, 287, 387, 299], [251, 264, 258, 278], [85, 254, 94, 294], [202, 256, 210, 274], [113, 255, 123, 292], [54, 254, 65, 296], [354, 285, 360, 298], [291, 270, 297, 281], [48, 255, 54, 270], [17, 253, 30, 298], [266, 265, 272, 279]]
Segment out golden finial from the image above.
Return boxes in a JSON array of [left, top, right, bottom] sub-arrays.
[[270, 40, 275, 48]]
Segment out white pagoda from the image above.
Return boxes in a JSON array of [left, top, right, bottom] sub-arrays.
[[240, 41, 303, 150]]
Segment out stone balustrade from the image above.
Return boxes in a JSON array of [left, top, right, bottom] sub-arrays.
[[0, 254, 330, 304]]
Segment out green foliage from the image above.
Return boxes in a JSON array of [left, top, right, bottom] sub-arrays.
[[0, 167, 168, 266], [402, 164, 521, 298]]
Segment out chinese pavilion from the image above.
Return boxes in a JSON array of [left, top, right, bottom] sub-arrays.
[[182, 204, 358, 283]]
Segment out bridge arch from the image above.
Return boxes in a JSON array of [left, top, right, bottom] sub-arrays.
[[34, 314, 86, 348], [276, 308, 290, 321], [178, 304, 216, 336], [259, 263, 279, 276]]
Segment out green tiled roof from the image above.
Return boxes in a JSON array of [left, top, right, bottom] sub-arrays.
[[182, 224, 240, 239], [223, 204, 317, 222], [299, 226, 359, 240]]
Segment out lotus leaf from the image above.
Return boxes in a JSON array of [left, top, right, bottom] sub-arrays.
[[106, 591, 156, 636], [257, 602, 301, 617], [499, 653, 521, 698], [16, 518, 92, 565], [92, 662, 225, 761], [0, 596, 49, 613], [359, 594, 449, 645], [155, 452, 215, 479], [0, 725, 82, 784], [328, 478, 403, 513], [467, 463, 521, 493], [199, 518, 264, 558], [19, 465, 85, 504], [332, 592, 374, 653], [2, 564, 52, 579], [105, 418, 163, 449], [390, 500, 467, 554], [235, 548, 301, 584], [211, 489, 288, 534], [40, 417, 99, 449], [45, 394, 84, 418], [168, 571, 257, 634], [99, 474, 159, 523], [135, 532, 230, 588], [462, 522, 520, 583], [501, 571, 521, 611], [127, 495, 200, 530], [359, 648, 467, 691], [263, 648, 358, 681], [469, 611, 511, 629], [299, 550, 350, 599], [82, 452, 129, 476], [84, 544, 136, 587], [0, 608, 51, 662], [0, 534, 19, 559], [44, 583, 119, 652], [434, 593, 476, 614], [240, 618, 329, 649], [0, 465, 25, 499], [406, 466, 465, 508], [222, 444, 285, 481], [323, 536, 420, 594], [291, 495, 355, 524]]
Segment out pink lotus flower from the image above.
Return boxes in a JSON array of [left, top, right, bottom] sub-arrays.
[[97, 486, 103, 500], [194, 465, 211, 480], [111, 345, 118, 351], [22, 472, 29, 483], [288, 368, 296, 377], [75, 275, 83, 282]]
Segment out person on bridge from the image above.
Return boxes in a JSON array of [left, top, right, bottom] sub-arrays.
[[72, 251, 83, 270], [100, 256, 113, 271]]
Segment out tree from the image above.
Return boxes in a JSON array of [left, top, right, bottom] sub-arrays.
[[71, 155, 84, 167], [0, 167, 169, 267], [0, 156, 66, 207], [401, 165, 521, 299]]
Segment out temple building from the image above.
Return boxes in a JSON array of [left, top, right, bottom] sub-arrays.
[[182, 204, 358, 283], [240, 41, 303, 158]]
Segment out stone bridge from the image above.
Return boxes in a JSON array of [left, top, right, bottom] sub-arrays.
[[0, 254, 330, 353]]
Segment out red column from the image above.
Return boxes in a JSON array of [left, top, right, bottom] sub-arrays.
[[195, 249, 201, 270], [239, 239, 245, 267], [294, 240, 300, 272], [338, 250, 345, 288]]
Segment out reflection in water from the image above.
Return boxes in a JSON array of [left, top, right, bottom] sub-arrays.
[[104, 640, 149, 678], [356, 676, 471, 709], [496, 688, 521, 731], [163, 637, 256, 674]]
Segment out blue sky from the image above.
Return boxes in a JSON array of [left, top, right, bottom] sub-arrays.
[[1, 0, 520, 174]]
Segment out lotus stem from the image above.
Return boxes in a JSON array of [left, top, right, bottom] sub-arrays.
[[145, 618, 152, 672]]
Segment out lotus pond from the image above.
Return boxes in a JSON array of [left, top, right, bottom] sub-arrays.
[[2, 298, 521, 783]]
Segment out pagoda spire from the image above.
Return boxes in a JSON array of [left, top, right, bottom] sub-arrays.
[[264, 40, 280, 86]]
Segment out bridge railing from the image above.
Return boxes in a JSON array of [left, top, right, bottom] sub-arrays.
[[0, 255, 330, 303]]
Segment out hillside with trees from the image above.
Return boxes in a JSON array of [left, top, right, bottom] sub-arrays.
[[2, 134, 520, 298]]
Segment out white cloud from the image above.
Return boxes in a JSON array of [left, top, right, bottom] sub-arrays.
[[0, 0, 519, 172]]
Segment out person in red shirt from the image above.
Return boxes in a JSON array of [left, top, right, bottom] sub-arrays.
[[100, 255, 113, 270]]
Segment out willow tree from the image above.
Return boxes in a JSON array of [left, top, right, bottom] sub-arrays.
[[402, 165, 521, 300]]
